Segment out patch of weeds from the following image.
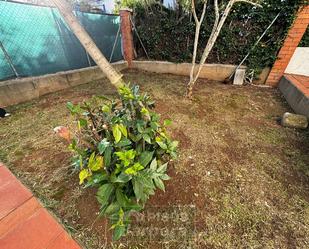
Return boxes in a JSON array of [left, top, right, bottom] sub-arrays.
[[250, 152, 283, 176], [221, 196, 269, 232], [257, 127, 286, 145], [205, 194, 271, 248], [0, 149, 8, 163], [284, 149, 309, 177], [224, 93, 248, 110]]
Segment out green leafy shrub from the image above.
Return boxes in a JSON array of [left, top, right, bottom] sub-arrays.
[[67, 85, 178, 240]]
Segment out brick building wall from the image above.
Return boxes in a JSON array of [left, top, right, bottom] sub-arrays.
[[266, 5, 309, 86]]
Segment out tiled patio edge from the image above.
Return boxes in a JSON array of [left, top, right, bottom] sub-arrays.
[[0, 162, 82, 249]]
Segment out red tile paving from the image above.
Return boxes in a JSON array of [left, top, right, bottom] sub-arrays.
[[0, 162, 82, 249], [46, 232, 81, 249], [0, 166, 32, 220], [284, 74, 309, 97], [0, 198, 40, 236]]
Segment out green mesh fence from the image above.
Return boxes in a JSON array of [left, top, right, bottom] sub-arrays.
[[0, 0, 122, 81], [0, 47, 15, 80]]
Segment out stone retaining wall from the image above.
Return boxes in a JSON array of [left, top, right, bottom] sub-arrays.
[[0, 61, 127, 107], [132, 61, 246, 81]]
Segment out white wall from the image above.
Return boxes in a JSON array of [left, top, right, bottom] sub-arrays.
[[103, 0, 115, 13], [163, 0, 176, 9], [285, 47, 309, 77]]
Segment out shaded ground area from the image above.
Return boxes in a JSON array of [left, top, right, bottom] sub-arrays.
[[1, 69, 309, 248]]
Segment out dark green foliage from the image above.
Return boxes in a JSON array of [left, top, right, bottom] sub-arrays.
[[67, 85, 177, 240], [132, 0, 304, 74]]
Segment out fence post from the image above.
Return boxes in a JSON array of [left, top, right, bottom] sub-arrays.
[[120, 8, 134, 68]]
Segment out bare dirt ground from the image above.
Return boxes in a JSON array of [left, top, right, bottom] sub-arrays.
[[1, 69, 309, 249]]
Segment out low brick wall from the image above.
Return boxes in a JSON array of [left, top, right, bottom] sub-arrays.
[[0, 61, 127, 107]]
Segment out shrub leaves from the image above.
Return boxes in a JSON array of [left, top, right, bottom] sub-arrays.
[[67, 84, 177, 240]]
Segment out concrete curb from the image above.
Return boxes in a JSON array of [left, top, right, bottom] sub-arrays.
[[279, 74, 309, 118]]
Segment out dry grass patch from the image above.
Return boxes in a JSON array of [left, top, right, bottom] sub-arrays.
[[0, 69, 309, 248]]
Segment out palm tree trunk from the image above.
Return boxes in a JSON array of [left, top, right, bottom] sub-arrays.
[[52, 0, 124, 88]]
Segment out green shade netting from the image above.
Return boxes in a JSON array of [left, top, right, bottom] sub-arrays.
[[0, 1, 122, 80]]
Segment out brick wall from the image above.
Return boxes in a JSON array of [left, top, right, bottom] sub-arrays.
[[266, 5, 309, 86], [120, 8, 134, 67]]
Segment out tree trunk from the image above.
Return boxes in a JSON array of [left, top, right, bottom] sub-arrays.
[[52, 0, 124, 88], [186, 0, 207, 99], [186, 0, 261, 99]]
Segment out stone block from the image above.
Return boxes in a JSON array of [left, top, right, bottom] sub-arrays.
[[281, 112, 308, 129], [233, 68, 246, 85]]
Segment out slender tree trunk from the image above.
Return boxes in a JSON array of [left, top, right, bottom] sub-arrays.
[[187, 21, 201, 98], [52, 0, 124, 88], [187, 0, 207, 98], [189, 1, 234, 91], [186, 0, 261, 99]]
